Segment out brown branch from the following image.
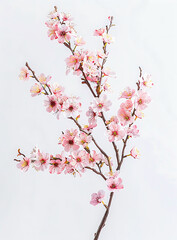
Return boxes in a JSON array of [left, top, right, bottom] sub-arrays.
[[94, 192, 114, 240], [25, 62, 49, 95], [85, 166, 106, 181]]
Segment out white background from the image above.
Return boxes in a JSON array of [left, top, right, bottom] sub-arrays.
[[1, 0, 177, 239]]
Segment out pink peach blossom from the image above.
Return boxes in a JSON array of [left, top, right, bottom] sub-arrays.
[[86, 107, 97, 124], [30, 83, 43, 97], [107, 122, 125, 142], [90, 190, 105, 206], [94, 28, 105, 36], [44, 95, 59, 113], [34, 150, 49, 171], [102, 33, 114, 44], [120, 100, 133, 112], [106, 177, 123, 192], [50, 83, 64, 97], [17, 157, 30, 172], [19, 67, 30, 81], [46, 23, 58, 40], [65, 54, 81, 70], [140, 73, 154, 88], [127, 125, 139, 137], [63, 97, 81, 117], [135, 90, 151, 111], [49, 158, 64, 174], [130, 147, 140, 159], [38, 73, 51, 84], [56, 25, 71, 43], [118, 108, 134, 126], [71, 150, 87, 170], [60, 129, 80, 152], [87, 150, 102, 167], [92, 94, 112, 113], [119, 87, 136, 99], [76, 132, 92, 147], [74, 36, 85, 46]]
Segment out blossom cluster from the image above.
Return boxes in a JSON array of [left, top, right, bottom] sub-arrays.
[[16, 6, 154, 210]]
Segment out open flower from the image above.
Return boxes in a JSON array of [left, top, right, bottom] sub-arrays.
[[17, 157, 30, 172], [90, 190, 105, 206], [60, 129, 80, 152], [19, 67, 30, 81], [44, 95, 59, 112], [92, 94, 112, 113], [135, 90, 151, 111], [130, 147, 140, 159], [56, 25, 71, 43], [107, 122, 125, 142], [119, 87, 135, 99], [38, 73, 51, 84], [106, 177, 123, 192], [34, 150, 49, 171], [30, 83, 43, 97]]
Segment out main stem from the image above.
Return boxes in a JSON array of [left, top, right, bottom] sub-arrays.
[[94, 192, 114, 240]]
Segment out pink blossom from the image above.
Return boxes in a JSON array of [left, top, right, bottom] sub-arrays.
[[102, 33, 114, 44], [56, 25, 71, 43], [60, 129, 80, 152], [61, 12, 72, 22], [130, 147, 140, 159], [30, 83, 43, 97], [83, 122, 97, 133], [65, 54, 81, 70], [87, 150, 102, 167], [106, 177, 123, 192], [71, 150, 87, 169], [135, 90, 151, 110], [127, 125, 139, 137], [90, 190, 105, 206], [19, 67, 30, 81], [63, 97, 81, 117], [94, 28, 105, 36], [76, 132, 92, 147], [140, 74, 154, 88], [86, 107, 97, 124], [118, 108, 134, 126], [119, 87, 135, 99], [50, 83, 64, 97], [74, 36, 85, 46], [107, 122, 125, 142], [34, 150, 49, 171], [17, 157, 30, 172], [46, 23, 58, 40], [38, 73, 51, 84], [49, 157, 65, 174], [120, 100, 133, 112], [44, 95, 59, 113], [92, 94, 112, 113], [102, 67, 115, 77]]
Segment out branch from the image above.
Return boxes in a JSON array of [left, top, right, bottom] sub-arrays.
[[25, 62, 49, 95], [94, 192, 114, 240], [85, 166, 106, 181]]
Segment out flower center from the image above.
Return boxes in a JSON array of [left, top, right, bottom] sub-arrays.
[[69, 106, 74, 111], [60, 31, 66, 37], [40, 159, 46, 164], [138, 99, 142, 104], [111, 183, 116, 189], [112, 131, 117, 136], [76, 158, 81, 162], [53, 162, 59, 167], [50, 100, 56, 107], [68, 139, 74, 145]]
